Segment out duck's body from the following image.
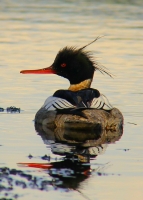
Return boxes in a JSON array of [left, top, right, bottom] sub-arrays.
[[41, 88, 112, 116], [20, 39, 123, 130]]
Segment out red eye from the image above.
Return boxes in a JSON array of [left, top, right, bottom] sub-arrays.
[[61, 63, 66, 67]]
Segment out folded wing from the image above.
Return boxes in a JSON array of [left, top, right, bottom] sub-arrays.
[[90, 94, 113, 110], [42, 96, 75, 111]]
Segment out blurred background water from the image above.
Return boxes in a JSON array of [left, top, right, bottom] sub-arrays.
[[0, 0, 143, 199]]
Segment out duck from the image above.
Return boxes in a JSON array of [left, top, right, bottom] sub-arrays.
[[20, 38, 123, 131]]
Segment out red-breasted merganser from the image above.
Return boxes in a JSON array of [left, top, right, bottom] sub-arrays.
[[20, 39, 123, 130]]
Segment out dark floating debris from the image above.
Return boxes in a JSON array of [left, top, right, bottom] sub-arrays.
[[28, 154, 33, 159], [127, 122, 137, 125], [117, 148, 130, 152], [0, 166, 64, 198], [41, 155, 50, 161], [6, 106, 20, 113], [124, 149, 130, 151], [0, 106, 21, 113], [0, 107, 4, 112]]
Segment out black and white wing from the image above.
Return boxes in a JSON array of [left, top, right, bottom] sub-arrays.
[[90, 94, 113, 110], [42, 96, 76, 111]]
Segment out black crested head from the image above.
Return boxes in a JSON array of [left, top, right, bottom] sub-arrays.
[[52, 47, 95, 84], [52, 37, 112, 85]]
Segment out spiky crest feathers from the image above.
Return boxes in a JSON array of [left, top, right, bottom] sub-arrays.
[[57, 37, 113, 78]]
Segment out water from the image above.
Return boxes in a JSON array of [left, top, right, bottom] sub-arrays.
[[0, 0, 143, 199]]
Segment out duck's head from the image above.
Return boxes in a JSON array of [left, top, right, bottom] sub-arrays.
[[20, 38, 112, 91]]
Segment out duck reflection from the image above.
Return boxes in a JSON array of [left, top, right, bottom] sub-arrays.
[[16, 125, 123, 193], [30, 124, 123, 189], [36, 124, 107, 158]]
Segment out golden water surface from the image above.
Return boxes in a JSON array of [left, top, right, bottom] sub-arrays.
[[0, 0, 143, 199]]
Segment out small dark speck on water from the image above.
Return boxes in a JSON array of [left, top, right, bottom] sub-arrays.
[[28, 154, 33, 159], [117, 149, 130, 152], [127, 122, 137, 125], [41, 155, 50, 161], [124, 149, 130, 152]]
